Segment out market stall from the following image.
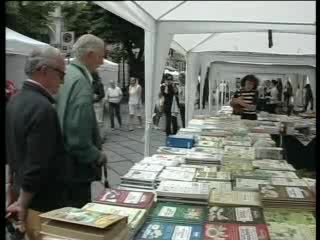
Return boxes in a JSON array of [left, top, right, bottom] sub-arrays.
[[93, 1, 315, 156]]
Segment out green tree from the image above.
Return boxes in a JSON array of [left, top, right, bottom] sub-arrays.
[[6, 1, 58, 43], [61, 1, 145, 87]]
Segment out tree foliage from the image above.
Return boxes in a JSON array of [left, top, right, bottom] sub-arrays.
[[61, 1, 145, 86], [6, 1, 58, 43]]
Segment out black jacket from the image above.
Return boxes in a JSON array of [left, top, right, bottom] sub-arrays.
[[160, 84, 179, 113], [92, 74, 105, 103], [6, 81, 69, 212]]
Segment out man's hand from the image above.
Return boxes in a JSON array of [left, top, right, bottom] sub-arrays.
[[6, 201, 27, 232], [96, 152, 108, 167], [6, 184, 18, 207]]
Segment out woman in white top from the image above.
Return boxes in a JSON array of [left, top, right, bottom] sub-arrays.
[[128, 77, 143, 130], [106, 80, 123, 130]]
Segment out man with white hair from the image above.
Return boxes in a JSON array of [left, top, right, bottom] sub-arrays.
[[56, 34, 108, 207], [6, 46, 67, 239], [106, 79, 123, 130]]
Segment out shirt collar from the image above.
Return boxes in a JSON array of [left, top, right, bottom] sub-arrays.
[[72, 59, 93, 83], [26, 79, 52, 96]]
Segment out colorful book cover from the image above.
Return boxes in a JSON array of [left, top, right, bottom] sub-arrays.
[[150, 202, 207, 223], [208, 206, 265, 224], [204, 223, 270, 240], [263, 208, 316, 225], [259, 184, 315, 202], [209, 191, 262, 207], [135, 221, 203, 240], [39, 207, 126, 229], [82, 203, 147, 231], [94, 188, 155, 209]]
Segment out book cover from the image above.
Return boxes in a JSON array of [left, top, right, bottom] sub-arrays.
[[267, 222, 315, 240], [259, 184, 315, 202], [196, 171, 232, 181], [255, 170, 298, 179], [209, 191, 262, 207], [234, 178, 271, 191], [39, 207, 126, 229], [270, 178, 308, 187], [94, 188, 154, 209], [224, 146, 255, 160], [150, 202, 207, 223], [200, 181, 232, 192], [263, 208, 316, 225], [131, 163, 164, 172], [135, 221, 203, 240], [204, 223, 270, 240], [165, 166, 197, 173], [82, 203, 147, 231], [208, 206, 265, 224], [192, 147, 224, 155], [196, 140, 224, 148], [157, 169, 195, 182], [252, 160, 296, 171], [122, 170, 158, 182], [151, 154, 185, 162]]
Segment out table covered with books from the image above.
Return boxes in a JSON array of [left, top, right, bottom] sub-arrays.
[[39, 115, 316, 240]]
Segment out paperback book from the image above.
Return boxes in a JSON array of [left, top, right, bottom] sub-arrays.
[[209, 191, 262, 207]]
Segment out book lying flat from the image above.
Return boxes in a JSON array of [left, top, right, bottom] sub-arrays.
[[121, 170, 159, 183], [232, 171, 272, 180], [255, 170, 298, 179], [140, 157, 181, 167], [208, 206, 266, 224], [270, 177, 308, 187], [149, 202, 207, 223], [196, 181, 232, 192], [267, 222, 315, 240], [195, 140, 224, 148], [131, 163, 164, 172], [157, 169, 195, 182], [252, 160, 296, 171], [224, 146, 255, 160], [255, 147, 283, 160], [135, 221, 203, 240], [209, 191, 262, 207], [234, 178, 271, 191], [151, 154, 185, 163], [204, 223, 270, 240], [263, 208, 316, 225], [82, 203, 146, 237], [94, 188, 155, 209], [196, 170, 232, 182], [39, 207, 126, 229], [156, 181, 209, 200]]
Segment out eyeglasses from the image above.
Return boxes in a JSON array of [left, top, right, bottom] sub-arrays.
[[46, 65, 65, 83]]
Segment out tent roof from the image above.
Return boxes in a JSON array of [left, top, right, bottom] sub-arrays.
[[6, 27, 49, 55], [95, 1, 316, 55]]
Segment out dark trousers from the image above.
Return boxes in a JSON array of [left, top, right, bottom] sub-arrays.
[[267, 104, 277, 113], [179, 103, 185, 128], [67, 182, 91, 208], [165, 111, 178, 136], [153, 105, 162, 126], [109, 102, 122, 128], [304, 98, 314, 111], [241, 113, 257, 120]]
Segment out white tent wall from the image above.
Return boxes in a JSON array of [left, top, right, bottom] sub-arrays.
[[6, 54, 28, 89], [208, 62, 316, 114]]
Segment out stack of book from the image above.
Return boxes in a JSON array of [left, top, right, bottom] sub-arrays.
[[120, 169, 159, 190], [259, 184, 316, 211], [184, 153, 223, 166], [267, 222, 315, 239], [39, 207, 128, 240], [156, 167, 196, 183], [255, 147, 283, 160], [156, 180, 209, 205], [82, 203, 147, 239], [192, 147, 224, 155], [208, 190, 262, 207], [270, 177, 309, 187], [130, 163, 164, 173], [223, 146, 256, 160], [195, 169, 232, 182], [223, 135, 252, 147], [252, 160, 296, 172], [302, 177, 316, 194], [139, 155, 184, 167], [94, 188, 155, 210], [157, 146, 193, 155], [233, 178, 271, 192], [232, 171, 272, 180], [201, 181, 233, 192], [195, 140, 224, 148], [222, 160, 254, 174], [254, 169, 298, 179]]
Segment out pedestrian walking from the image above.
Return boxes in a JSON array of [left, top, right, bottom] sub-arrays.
[[56, 34, 108, 208], [6, 47, 68, 240], [128, 77, 143, 131], [106, 80, 123, 130], [152, 92, 164, 129], [304, 84, 314, 112], [178, 73, 186, 128]]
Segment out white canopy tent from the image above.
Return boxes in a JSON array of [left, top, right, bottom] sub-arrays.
[[6, 27, 50, 89], [93, 1, 316, 156]]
